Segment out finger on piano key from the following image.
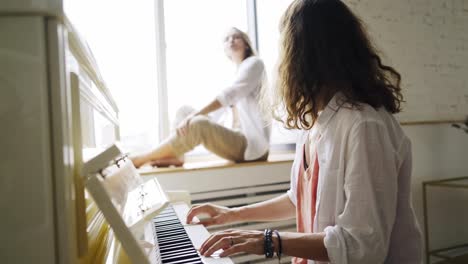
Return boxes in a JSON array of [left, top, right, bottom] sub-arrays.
[[172, 202, 201, 225]]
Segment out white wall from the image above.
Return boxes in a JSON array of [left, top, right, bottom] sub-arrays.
[[404, 124, 468, 253], [345, 0, 468, 123]]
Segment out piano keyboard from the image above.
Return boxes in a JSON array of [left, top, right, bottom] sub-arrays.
[[153, 205, 203, 264]]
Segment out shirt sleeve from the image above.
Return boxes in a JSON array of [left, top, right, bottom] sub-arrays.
[[323, 121, 398, 264], [216, 57, 265, 107]]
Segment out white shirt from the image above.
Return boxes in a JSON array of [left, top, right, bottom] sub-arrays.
[[287, 93, 423, 264], [216, 56, 271, 160]]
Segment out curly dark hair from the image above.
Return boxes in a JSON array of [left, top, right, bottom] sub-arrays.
[[274, 0, 404, 129]]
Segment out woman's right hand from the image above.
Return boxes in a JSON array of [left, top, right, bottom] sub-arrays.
[[186, 203, 238, 227]]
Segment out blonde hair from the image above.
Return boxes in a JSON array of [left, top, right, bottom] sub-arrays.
[[224, 27, 256, 60]]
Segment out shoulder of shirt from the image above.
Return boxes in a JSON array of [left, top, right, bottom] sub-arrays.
[[333, 103, 401, 134], [334, 102, 410, 150], [241, 56, 265, 70], [334, 102, 384, 125]]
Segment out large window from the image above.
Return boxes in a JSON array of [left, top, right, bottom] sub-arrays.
[[65, 0, 159, 153], [65, 0, 298, 155]]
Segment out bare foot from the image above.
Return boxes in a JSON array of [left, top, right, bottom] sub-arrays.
[[150, 157, 184, 167]]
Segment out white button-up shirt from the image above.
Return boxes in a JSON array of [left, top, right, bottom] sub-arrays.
[[287, 94, 423, 264], [216, 56, 271, 160]]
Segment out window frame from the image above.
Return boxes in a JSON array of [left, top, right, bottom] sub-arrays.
[[154, 0, 170, 141]]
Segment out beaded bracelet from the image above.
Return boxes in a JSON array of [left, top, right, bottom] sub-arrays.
[[273, 230, 282, 261], [264, 229, 274, 258]]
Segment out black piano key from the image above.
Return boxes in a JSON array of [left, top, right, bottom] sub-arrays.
[[161, 252, 200, 263], [156, 226, 185, 233], [160, 244, 193, 254], [157, 231, 187, 239], [155, 223, 182, 230], [154, 219, 182, 226], [159, 241, 193, 251], [155, 224, 184, 230], [160, 247, 197, 256], [163, 259, 202, 264], [158, 234, 190, 242], [153, 205, 203, 264], [157, 234, 190, 243], [163, 257, 204, 264], [164, 260, 203, 264], [159, 239, 192, 248], [156, 230, 187, 236], [155, 225, 186, 233], [158, 235, 190, 243], [156, 226, 184, 232], [161, 250, 198, 259]]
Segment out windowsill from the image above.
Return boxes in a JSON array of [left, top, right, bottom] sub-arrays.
[[138, 150, 295, 175], [177, 143, 296, 161]]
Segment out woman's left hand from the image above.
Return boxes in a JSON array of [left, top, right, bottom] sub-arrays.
[[200, 229, 264, 257]]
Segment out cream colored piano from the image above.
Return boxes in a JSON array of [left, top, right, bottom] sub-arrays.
[[80, 144, 233, 264]]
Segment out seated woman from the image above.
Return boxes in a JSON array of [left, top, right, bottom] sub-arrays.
[[186, 0, 423, 263], [132, 27, 271, 168]]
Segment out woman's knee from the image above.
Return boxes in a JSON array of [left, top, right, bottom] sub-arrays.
[[174, 105, 196, 126], [183, 115, 212, 144], [189, 115, 211, 132]]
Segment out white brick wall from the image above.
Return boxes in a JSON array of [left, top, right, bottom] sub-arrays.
[[346, 0, 468, 122]]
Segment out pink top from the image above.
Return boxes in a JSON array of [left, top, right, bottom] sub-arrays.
[[293, 142, 320, 264]]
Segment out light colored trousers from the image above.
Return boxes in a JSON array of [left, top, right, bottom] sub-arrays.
[[168, 106, 267, 162]]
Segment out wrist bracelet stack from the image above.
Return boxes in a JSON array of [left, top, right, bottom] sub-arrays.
[[264, 229, 274, 258], [264, 229, 283, 262]]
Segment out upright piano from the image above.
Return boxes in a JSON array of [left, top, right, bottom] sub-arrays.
[[80, 144, 233, 264]]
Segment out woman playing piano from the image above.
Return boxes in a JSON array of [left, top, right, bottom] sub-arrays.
[[186, 0, 423, 263], [131, 27, 270, 168]]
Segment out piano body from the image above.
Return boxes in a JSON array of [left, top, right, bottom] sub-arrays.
[[0, 2, 231, 263], [81, 144, 233, 264]]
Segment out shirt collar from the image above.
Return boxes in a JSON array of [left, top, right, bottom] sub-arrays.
[[314, 92, 346, 133]]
